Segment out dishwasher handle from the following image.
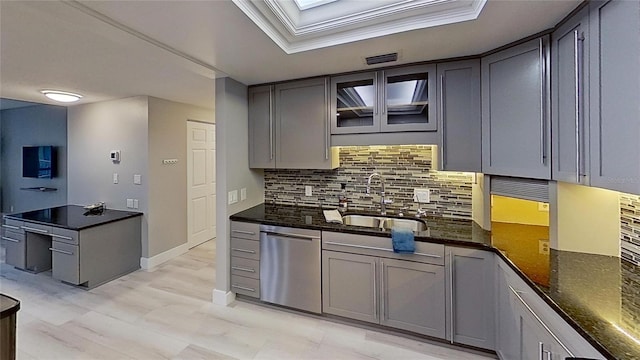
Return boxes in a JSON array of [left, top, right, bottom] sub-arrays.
[[262, 231, 319, 241]]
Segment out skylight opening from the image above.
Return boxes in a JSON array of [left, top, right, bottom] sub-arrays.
[[293, 0, 339, 11]]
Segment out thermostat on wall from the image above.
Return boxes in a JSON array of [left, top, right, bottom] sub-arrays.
[[110, 150, 121, 162]]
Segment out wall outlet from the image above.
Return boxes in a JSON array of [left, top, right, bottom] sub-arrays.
[[113, 173, 119, 184], [240, 188, 247, 201], [305, 185, 313, 197], [539, 239, 550, 255], [228, 190, 238, 204], [538, 202, 549, 212], [413, 188, 430, 203]]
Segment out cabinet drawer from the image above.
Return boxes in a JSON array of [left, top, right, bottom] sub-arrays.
[[231, 275, 260, 298], [51, 241, 80, 285], [51, 227, 79, 245], [20, 222, 52, 235], [2, 219, 24, 232], [231, 257, 260, 279], [2, 228, 24, 241], [231, 238, 260, 260], [230, 222, 260, 241], [1, 233, 26, 269]]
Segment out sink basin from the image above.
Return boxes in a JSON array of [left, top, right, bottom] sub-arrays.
[[341, 214, 427, 232]]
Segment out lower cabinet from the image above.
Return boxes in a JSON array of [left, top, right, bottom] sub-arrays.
[[229, 221, 261, 298], [445, 246, 495, 350], [51, 241, 80, 284], [1, 227, 25, 269], [322, 250, 446, 338]]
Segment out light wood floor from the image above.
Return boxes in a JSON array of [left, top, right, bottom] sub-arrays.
[[0, 241, 495, 360]]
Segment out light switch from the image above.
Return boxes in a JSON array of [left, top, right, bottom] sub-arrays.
[[305, 186, 313, 197], [240, 188, 247, 201], [228, 190, 238, 204], [113, 173, 119, 184], [126, 199, 134, 208], [133, 199, 139, 209], [134, 174, 142, 185]]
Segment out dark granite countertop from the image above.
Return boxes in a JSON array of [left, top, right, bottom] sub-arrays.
[[231, 203, 640, 360], [5, 205, 142, 230]]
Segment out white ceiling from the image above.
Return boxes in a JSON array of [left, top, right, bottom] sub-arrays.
[[0, 0, 581, 110]]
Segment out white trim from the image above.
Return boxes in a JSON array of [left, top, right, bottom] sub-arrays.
[[140, 242, 189, 270], [212, 289, 236, 306]]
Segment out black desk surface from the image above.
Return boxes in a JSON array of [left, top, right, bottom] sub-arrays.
[[5, 205, 142, 230]]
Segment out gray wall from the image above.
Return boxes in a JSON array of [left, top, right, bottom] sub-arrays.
[[67, 97, 150, 255], [147, 96, 214, 257], [215, 77, 264, 296], [0, 104, 68, 213]]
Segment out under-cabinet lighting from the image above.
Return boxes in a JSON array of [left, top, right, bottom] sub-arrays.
[[40, 90, 83, 103], [612, 323, 640, 346]]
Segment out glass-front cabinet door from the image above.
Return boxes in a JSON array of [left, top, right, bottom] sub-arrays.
[[330, 72, 380, 134], [381, 64, 437, 132]]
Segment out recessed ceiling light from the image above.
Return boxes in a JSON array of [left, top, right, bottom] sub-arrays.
[[40, 90, 83, 103]]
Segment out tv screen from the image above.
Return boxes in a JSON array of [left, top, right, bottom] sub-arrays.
[[23, 146, 56, 179]]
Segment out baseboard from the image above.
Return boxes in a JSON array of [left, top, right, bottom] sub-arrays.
[[140, 242, 189, 270], [212, 288, 235, 306]]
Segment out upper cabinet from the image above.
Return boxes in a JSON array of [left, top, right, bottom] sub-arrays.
[[248, 78, 339, 170], [330, 65, 437, 134], [436, 59, 481, 172], [481, 36, 551, 180], [588, 0, 640, 195], [552, 5, 590, 185]]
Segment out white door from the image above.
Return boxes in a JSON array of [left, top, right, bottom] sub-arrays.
[[187, 121, 216, 248]]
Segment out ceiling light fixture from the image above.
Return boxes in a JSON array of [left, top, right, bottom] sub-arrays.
[[40, 90, 83, 103]]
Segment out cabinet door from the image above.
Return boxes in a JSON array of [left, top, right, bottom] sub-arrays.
[[496, 261, 522, 360], [1, 231, 26, 269], [589, 0, 640, 194], [517, 298, 572, 360], [446, 247, 494, 350], [322, 251, 378, 323], [552, 6, 590, 185], [437, 60, 481, 172], [330, 72, 380, 134], [51, 241, 80, 285], [482, 36, 551, 180], [248, 85, 276, 169], [381, 258, 446, 338], [381, 65, 437, 132], [275, 77, 336, 169]]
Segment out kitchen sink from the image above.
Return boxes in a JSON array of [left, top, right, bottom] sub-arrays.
[[341, 214, 427, 232]]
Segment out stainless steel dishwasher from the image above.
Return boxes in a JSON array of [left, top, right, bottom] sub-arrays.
[[259, 224, 321, 314]]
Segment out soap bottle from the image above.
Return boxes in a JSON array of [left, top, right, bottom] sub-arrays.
[[338, 183, 348, 212]]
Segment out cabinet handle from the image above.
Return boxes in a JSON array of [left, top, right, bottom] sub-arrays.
[[269, 85, 274, 161], [231, 266, 256, 273], [231, 230, 256, 236], [373, 261, 377, 320], [539, 37, 546, 165], [49, 247, 73, 255], [1, 236, 20, 243], [381, 71, 387, 115], [574, 30, 585, 183], [232, 284, 256, 292], [538, 342, 544, 360], [509, 286, 574, 357], [21, 226, 49, 234], [440, 73, 446, 169], [325, 77, 330, 160], [324, 241, 441, 258], [231, 248, 256, 254], [2, 224, 20, 230], [374, 72, 379, 115], [449, 252, 455, 343], [51, 234, 73, 241]]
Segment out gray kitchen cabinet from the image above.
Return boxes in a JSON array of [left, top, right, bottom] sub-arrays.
[[322, 250, 378, 323], [445, 246, 495, 350], [51, 241, 80, 284], [588, 0, 640, 195], [248, 85, 275, 169], [482, 36, 551, 180], [1, 220, 25, 269], [248, 78, 339, 169], [436, 60, 481, 172], [496, 261, 521, 360], [381, 257, 446, 338], [518, 301, 572, 360], [274, 78, 338, 169], [229, 221, 261, 299], [552, 5, 590, 185], [331, 65, 438, 134]]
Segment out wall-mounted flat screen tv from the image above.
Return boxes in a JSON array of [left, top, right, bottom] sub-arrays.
[[23, 146, 56, 178]]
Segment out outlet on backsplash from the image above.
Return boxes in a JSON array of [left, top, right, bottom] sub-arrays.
[[264, 145, 474, 219]]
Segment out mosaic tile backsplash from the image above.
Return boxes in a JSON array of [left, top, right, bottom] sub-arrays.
[[620, 193, 640, 266], [264, 145, 473, 219]]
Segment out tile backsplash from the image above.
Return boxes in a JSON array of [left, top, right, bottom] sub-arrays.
[[620, 193, 640, 266], [264, 145, 473, 219]]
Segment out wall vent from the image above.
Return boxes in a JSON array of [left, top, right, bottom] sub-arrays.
[[365, 53, 398, 65]]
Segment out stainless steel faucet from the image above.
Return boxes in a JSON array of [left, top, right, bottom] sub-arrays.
[[366, 172, 392, 215]]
